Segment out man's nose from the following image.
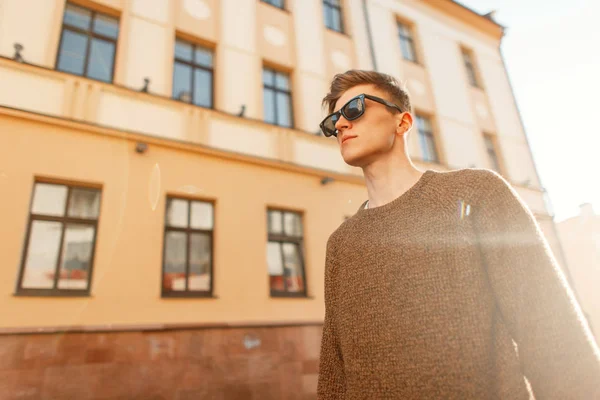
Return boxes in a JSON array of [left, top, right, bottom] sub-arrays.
[[334, 114, 351, 133]]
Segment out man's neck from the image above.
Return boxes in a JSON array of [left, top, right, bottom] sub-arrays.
[[362, 156, 423, 209]]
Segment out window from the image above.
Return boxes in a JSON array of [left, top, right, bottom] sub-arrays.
[[56, 3, 119, 83], [462, 49, 480, 88], [162, 197, 214, 297], [263, 67, 293, 128], [261, 0, 284, 9], [17, 182, 101, 296], [323, 0, 344, 33], [172, 39, 214, 108], [416, 114, 439, 163], [266, 209, 306, 297], [397, 22, 418, 63], [484, 134, 502, 172]]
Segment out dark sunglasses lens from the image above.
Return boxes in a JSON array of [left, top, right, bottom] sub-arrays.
[[343, 98, 364, 120], [322, 114, 339, 136]]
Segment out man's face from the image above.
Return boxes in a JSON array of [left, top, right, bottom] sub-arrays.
[[333, 84, 402, 167]]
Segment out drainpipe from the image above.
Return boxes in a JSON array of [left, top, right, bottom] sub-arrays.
[[362, 0, 378, 71]]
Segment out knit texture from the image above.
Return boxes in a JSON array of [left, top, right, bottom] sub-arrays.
[[317, 168, 600, 399]]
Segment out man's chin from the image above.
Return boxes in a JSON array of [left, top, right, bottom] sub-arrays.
[[341, 153, 367, 168]]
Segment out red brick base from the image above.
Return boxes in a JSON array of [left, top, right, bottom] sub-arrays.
[[0, 325, 323, 400]]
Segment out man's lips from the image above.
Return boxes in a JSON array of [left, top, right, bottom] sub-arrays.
[[341, 135, 357, 144]]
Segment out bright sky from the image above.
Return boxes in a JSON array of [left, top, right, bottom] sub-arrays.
[[458, 0, 600, 221]]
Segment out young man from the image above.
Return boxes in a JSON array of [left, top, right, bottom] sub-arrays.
[[317, 70, 600, 399]]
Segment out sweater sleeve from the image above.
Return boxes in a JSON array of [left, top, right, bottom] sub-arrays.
[[317, 239, 346, 399], [473, 170, 600, 399]]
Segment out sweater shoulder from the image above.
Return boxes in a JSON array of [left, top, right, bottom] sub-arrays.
[[431, 168, 509, 201], [326, 218, 352, 257]]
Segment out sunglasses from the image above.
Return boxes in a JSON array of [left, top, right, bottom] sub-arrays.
[[319, 93, 404, 137]]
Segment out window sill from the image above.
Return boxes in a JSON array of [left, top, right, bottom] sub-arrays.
[[161, 292, 218, 299], [14, 290, 91, 298], [264, 121, 294, 130], [325, 27, 351, 38], [55, 68, 113, 86], [401, 58, 422, 67], [270, 293, 314, 299]]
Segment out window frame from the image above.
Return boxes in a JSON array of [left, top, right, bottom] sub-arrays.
[[262, 67, 294, 128], [323, 0, 344, 33], [461, 48, 481, 88], [484, 133, 503, 173], [415, 114, 440, 164], [55, 2, 120, 83], [267, 209, 307, 298], [172, 38, 215, 109], [261, 0, 285, 10], [397, 20, 419, 64], [16, 182, 102, 297], [161, 196, 215, 298]]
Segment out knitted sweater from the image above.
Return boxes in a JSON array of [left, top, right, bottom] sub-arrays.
[[317, 168, 600, 399]]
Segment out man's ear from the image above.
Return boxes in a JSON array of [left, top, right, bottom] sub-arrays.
[[396, 112, 413, 136]]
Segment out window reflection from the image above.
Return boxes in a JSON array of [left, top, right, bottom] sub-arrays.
[[19, 183, 101, 294], [56, 3, 119, 82]]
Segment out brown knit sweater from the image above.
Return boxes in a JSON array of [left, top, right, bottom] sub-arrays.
[[317, 168, 600, 399]]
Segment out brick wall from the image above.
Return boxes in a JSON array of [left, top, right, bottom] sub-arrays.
[[0, 325, 323, 400]]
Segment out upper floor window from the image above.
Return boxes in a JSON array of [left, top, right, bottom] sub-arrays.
[[162, 197, 214, 297], [397, 21, 418, 63], [261, 0, 285, 9], [323, 0, 344, 33], [56, 3, 119, 83], [484, 134, 502, 173], [263, 67, 293, 128], [461, 48, 481, 88], [416, 114, 439, 163], [266, 209, 307, 297], [172, 39, 214, 108], [17, 182, 101, 296]]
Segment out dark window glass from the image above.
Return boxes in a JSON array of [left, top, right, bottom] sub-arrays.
[[275, 92, 292, 128], [484, 134, 502, 172], [267, 209, 306, 297], [462, 49, 480, 87], [175, 40, 193, 62], [92, 14, 119, 39], [263, 67, 293, 128], [63, 4, 92, 31], [17, 182, 101, 295], [416, 115, 439, 163], [263, 89, 276, 124], [323, 0, 344, 33], [56, 3, 119, 82], [262, 0, 285, 9], [398, 22, 418, 63], [193, 68, 213, 108], [263, 68, 274, 86], [57, 224, 94, 290], [172, 39, 214, 108], [163, 197, 214, 297], [173, 63, 192, 102], [57, 30, 88, 75], [87, 38, 115, 82]]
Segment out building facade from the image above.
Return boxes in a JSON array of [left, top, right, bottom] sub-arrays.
[[557, 204, 600, 345], [0, 0, 570, 398]]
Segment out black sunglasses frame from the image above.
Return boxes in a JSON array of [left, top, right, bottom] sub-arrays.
[[320, 93, 404, 137]]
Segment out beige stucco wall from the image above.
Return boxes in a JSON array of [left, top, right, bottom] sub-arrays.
[[557, 206, 600, 343], [0, 0, 564, 329], [0, 112, 368, 329], [0, 0, 539, 188]]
